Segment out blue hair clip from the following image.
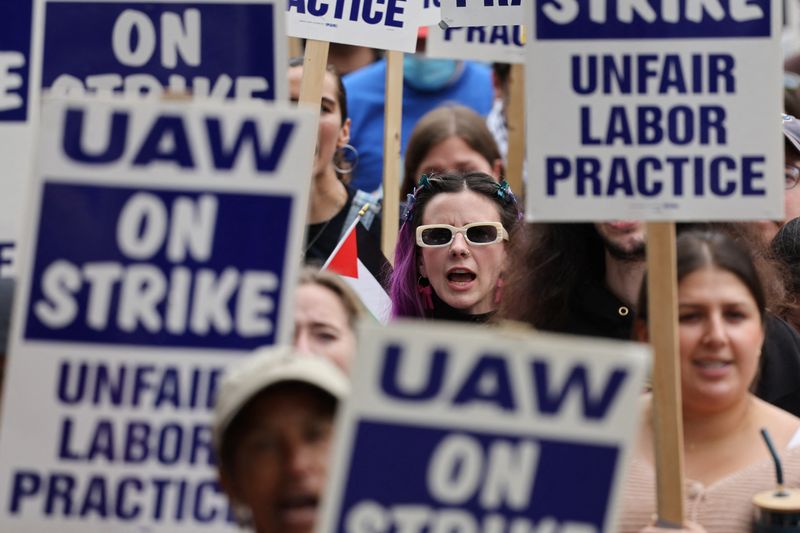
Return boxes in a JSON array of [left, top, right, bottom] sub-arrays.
[[495, 180, 516, 205]]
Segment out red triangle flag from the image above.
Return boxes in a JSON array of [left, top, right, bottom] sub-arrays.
[[326, 225, 359, 278]]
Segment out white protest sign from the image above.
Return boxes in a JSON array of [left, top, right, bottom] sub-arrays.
[[0, 95, 316, 532], [440, 0, 525, 28], [42, 0, 287, 102], [527, 0, 783, 221], [0, 0, 39, 277], [318, 321, 650, 533], [286, 0, 423, 53], [426, 24, 525, 63], [421, 0, 443, 25]]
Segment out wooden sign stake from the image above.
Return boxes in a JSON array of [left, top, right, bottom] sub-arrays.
[[505, 62, 526, 205], [646, 221, 685, 527], [381, 50, 404, 265]]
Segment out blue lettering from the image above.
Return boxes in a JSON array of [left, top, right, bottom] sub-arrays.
[[205, 118, 295, 172], [0, 241, 14, 277], [363, 0, 382, 24], [88, 419, 115, 461], [79, 476, 108, 518], [605, 158, 634, 196], [9, 470, 41, 513], [63, 109, 127, 164], [308, 0, 328, 16], [577, 158, 602, 196], [124, 421, 150, 463], [194, 481, 220, 522], [94, 364, 126, 404], [668, 156, 689, 196], [709, 156, 736, 196], [132, 365, 156, 406], [580, 106, 601, 145], [287, 0, 306, 13], [115, 477, 143, 519], [489, 25, 509, 45], [132, 116, 194, 168], [380, 344, 447, 400], [532, 362, 628, 419], [57, 417, 83, 461], [46, 473, 75, 515], [157, 424, 183, 465], [660, 55, 687, 93], [638, 106, 663, 145], [58, 361, 87, 404], [607, 106, 633, 145], [452, 355, 515, 411], [741, 156, 766, 196], [636, 157, 663, 197], [155, 368, 180, 408], [546, 157, 571, 196]]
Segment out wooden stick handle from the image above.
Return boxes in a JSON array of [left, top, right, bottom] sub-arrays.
[[381, 50, 404, 265], [646, 221, 685, 526]]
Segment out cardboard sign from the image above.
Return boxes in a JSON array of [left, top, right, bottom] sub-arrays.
[[318, 321, 650, 533], [0, 0, 37, 276], [440, 0, 525, 28], [426, 23, 525, 63], [527, 0, 783, 221], [286, 0, 422, 53], [0, 96, 315, 532], [42, 0, 287, 102]]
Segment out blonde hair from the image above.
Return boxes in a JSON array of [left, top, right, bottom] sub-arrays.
[[298, 267, 364, 327]]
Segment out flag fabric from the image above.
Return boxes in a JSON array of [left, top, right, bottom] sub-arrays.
[[322, 212, 393, 324]]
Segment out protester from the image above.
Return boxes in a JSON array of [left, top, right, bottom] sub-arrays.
[[213, 346, 348, 533], [294, 267, 363, 372], [343, 28, 494, 194], [390, 172, 520, 321], [756, 74, 800, 242], [400, 104, 503, 200], [619, 230, 800, 532], [288, 58, 382, 264], [771, 217, 800, 332], [501, 221, 800, 416]]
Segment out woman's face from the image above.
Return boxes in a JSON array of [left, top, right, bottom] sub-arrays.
[[293, 283, 355, 372], [418, 189, 507, 315], [288, 67, 350, 179], [222, 386, 333, 533], [677, 266, 764, 414], [415, 135, 500, 180]]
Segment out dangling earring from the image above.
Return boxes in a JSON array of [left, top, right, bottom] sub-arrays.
[[418, 276, 434, 311], [494, 277, 504, 305], [333, 144, 359, 175]]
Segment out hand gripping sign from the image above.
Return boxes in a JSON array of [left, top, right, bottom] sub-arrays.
[[317, 321, 650, 533], [0, 95, 315, 532], [527, 0, 782, 221]]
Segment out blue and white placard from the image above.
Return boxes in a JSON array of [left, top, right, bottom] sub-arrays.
[[43, 0, 286, 102], [286, 0, 423, 53], [527, 0, 783, 221], [0, 95, 315, 532], [440, 0, 525, 28], [318, 321, 650, 533], [426, 24, 526, 63], [0, 0, 38, 276]]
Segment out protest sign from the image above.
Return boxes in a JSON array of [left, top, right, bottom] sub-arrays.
[[0, 0, 37, 276], [42, 0, 286, 102], [527, 0, 782, 221], [318, 321, 650, 533], [286, 0, 422, 53], [421, 0, 442, 26], [426, 24, 526, 63], [0, 95, 316, 532], [440, 0, 525, 28]]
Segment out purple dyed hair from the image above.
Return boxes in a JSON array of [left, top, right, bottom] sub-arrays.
[[389, 172, 521, 318]]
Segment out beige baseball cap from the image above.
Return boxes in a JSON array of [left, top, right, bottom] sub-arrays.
[[212, 345, 350, 453]]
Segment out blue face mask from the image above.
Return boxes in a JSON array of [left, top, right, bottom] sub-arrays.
[[403, 56, 459, 92]]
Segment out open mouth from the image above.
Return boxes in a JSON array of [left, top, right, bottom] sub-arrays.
[[278, 495, 319, 527], [693, 360, 732, 369], [447, 269, 476, 283]]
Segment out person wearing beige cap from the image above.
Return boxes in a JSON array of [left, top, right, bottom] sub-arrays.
[[213, 346, 349, 533]]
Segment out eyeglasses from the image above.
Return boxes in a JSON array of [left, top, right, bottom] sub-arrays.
[[786, 163, 800, 190], [416, 222, 509, 248]]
